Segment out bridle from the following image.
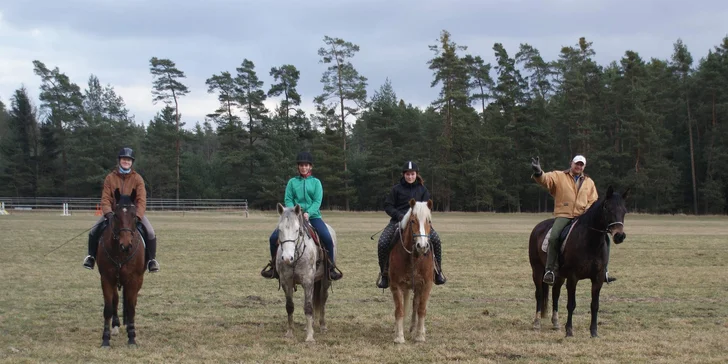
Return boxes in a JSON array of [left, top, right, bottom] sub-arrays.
[[399, 215, 431, 255], [277, 216, 307, 266]]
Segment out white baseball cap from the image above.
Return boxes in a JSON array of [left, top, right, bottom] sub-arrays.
[[572, 155, 586, 165]]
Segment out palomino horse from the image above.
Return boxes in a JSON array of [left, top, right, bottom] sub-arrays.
[[528, 186, 629, 337], [96, 188, 146, 347], [275, 203, 334, 342], [388, 198, 434, 344]]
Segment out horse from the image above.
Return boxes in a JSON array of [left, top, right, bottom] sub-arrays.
[[274, 203, 333, 342], [528, 185, 629, 337], [96, 188, 146, 347], [388, 198, 435, 344]]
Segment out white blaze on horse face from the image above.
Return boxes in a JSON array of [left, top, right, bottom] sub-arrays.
[[278, 214, 299, 264], [415, 218, 429, 252]]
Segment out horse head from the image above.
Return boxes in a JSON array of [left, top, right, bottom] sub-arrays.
[[112, 188, 138, 253], [602, 185, 630, 244], [276, 203, 303, 265], [406, 198, 433, 255]]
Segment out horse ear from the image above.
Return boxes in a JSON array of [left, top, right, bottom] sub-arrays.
[[622, 187, 630, 201], [409, 198, 416, 208], [114, 188, 120, 203], [294, 204, 301, 215], [277, 203, 284, 215], [606, 185, 614, 199], [427, 199, 433, 210], [130, 188, 136, 202]]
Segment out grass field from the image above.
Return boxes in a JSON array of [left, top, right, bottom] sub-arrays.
[[1, 210, 727, 363]]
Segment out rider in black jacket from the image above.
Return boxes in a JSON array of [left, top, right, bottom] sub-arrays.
[[376, 161, 447, 288]]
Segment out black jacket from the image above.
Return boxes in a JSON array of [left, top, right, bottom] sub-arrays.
[[384, 177, 431, 223]]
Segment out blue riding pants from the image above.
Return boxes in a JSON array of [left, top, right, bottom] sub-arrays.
[[268, 218, 336, 265]]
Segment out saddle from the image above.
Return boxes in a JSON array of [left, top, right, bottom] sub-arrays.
[[541, 218, 578, 253]]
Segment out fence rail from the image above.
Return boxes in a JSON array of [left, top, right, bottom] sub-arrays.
[[0, 197, 249, 216]]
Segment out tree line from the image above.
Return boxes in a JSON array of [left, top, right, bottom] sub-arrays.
[[1, 32, 727, 214]]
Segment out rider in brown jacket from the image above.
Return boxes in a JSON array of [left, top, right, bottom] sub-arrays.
[[83, 147, 159, 272], [531, 154, 599, 285]]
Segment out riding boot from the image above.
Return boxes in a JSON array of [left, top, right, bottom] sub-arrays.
[[377, 233, 391, 288], [144, 237, 159, 272], [83, 223, 103, 269], [543, 239, 559, 285], [431, 230, 447, 285]]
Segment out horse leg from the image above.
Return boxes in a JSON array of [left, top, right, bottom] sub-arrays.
[[124, 284, 139, 346], [532, 269, 545, 330], [391, 286, 406, 344], [111, 289, 120, 336], [100, 280, 115, 348], [314, 280, 329, 332], [303, 282, 315, 342], [414, 282, 432, 342], [409, 288, 418, 335], [590, 279, 604, 338], [283, 283, 295, 339], [565, 278, 577, 337], [552, 278, 565, 330]]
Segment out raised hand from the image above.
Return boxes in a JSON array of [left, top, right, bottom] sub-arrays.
[[531, 156, 543, 175]]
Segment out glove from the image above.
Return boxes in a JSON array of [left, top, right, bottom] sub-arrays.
[[397, 213, 405, 221], [531, 156, 543, 175], [104, 212, 114, 220]]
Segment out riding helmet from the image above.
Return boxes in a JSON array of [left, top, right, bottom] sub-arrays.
[[296, 151, 314, 165], [402, 161, 418, 173], [118, 147, 135, 161]]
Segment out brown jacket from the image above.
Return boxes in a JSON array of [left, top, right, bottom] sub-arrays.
[[533, 170, 598, 218], [100, 169, 147, 217]]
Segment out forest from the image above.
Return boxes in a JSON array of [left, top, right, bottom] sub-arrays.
[[1, 31, 727, 214]]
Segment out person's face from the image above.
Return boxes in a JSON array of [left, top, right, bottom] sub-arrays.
[[404, 170, 417, 183], [119, 157, 133, 170], [298, 162, 312, 175], [570, 161, 585, 175]]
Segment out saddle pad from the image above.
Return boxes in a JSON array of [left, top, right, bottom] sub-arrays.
[[541, 220, 578, 253]]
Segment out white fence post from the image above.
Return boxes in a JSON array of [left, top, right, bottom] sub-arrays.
[[61, 202, 71, 216], [0, 202, 8, 215]]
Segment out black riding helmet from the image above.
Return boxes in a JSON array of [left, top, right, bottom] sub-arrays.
[[118, 147, 135, 161], [296, 151, 313, 165], [402, 161, 418, 173]]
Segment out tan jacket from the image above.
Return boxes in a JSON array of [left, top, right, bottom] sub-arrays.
[[533, 170, 598, 218], [100, 169, 147, 217]]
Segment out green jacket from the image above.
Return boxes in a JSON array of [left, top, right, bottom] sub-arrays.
[[284, 175, 323, 219]]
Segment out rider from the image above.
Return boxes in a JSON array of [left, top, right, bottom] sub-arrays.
[[376, 161, 447, 289], [260, 151, 343, 281], [83, 147, 159, 273], [531, 154, 601, 285]]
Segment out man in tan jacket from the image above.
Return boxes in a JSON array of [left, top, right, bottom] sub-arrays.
[[531, 154, 598, 285]]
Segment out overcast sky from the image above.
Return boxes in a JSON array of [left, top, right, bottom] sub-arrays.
[[1, 0, 726, 128]]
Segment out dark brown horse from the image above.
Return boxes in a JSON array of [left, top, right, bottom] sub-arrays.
[[388, 198, 434, 344], [529, 186, 629, 337], [96, 188, 146, 347]]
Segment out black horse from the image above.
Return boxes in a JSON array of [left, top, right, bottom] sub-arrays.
[[529, 185, 629, 337]]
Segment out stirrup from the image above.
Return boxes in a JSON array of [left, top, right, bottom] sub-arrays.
[[83, 256, 95, 270], [377, 272, 389, 289], [328, 266, 343, 281], [543, 270, 555, 285], [147, 259, 160, 273], [606, 272, 617, 284], [260, 261, 278, 279]]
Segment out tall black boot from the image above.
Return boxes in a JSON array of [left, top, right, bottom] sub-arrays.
[[146, 237, 159, 272], [431, 231, 447, 285], [377, 240, 390, 288], [83, 224, 103, 269]]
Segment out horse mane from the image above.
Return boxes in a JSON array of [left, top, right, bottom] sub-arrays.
[[399, 202, 432, 230], [576, 198, 604, 228]]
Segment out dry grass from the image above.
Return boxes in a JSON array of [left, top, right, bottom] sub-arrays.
[[0, 210, 727, 363]]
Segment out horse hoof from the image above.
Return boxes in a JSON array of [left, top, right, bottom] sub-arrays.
[[128, 342, 137, 347], [285, 331, 293, 339], [414, 335, 426, 342], [111, 327, 119, 336], [319, 325, 328, 333], [101, 342, 110, 348], [394, 337, 405, 344], [533, 323, 541, 330], [305, 337, 315, 343]]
